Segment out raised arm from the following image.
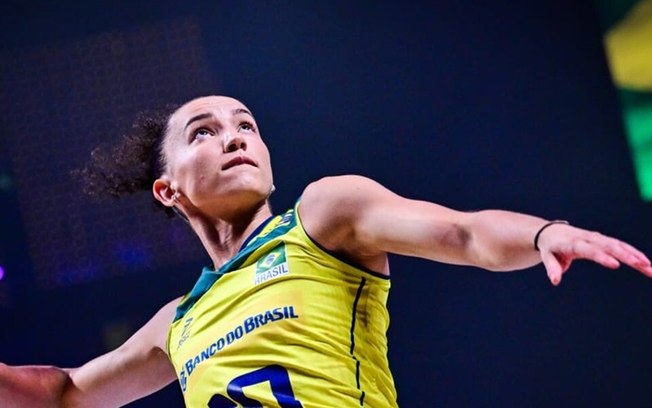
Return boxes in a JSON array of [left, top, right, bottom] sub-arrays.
[[299, 175, 652, 285], [1, 298, 180, 408]]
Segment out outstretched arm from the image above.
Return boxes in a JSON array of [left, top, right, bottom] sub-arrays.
[[300, 175, 652, 285], [0, 298, 180, 407]]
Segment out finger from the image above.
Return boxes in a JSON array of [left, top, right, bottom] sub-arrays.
[[587, 233, 651, 267], [607, 243, 649, 270], [623, 258, 652, 277], [642, 265, 652, 277], [541, 250, 563, 286], [587, 236, 652, 274], [613, 240, 651, 267], [567, 240, 621, 269]]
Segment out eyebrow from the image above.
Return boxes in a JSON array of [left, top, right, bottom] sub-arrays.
[[183, 108, 255, 131], [232, 108, 254, 118], [184, 113, 213, 130]]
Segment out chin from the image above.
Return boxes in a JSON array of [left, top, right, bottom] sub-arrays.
[[217, 185, 268, 205]]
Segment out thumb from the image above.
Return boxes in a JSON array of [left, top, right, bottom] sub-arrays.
[[541, 250, 563, 286]]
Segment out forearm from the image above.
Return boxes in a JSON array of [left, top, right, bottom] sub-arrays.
[[464, 209, 549, 271], [0, 363, 71, 408]]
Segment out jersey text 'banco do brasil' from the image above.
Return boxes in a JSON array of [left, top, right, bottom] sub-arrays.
[[167, 201, 397, 407]]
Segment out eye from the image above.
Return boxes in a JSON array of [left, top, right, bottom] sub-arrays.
[[192, 128, 213, 141], [238, 122, 256, 133]]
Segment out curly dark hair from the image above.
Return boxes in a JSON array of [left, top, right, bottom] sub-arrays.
[[75, 104, 179, 217]]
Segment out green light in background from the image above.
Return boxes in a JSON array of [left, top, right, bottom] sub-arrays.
[[621, 90, 652, 200], [600, 0, 652, 201]]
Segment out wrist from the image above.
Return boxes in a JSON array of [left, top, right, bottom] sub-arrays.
[[534, 220, 569, 251]]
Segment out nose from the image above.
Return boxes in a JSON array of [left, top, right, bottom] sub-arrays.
[[222, 131, 247, 153]]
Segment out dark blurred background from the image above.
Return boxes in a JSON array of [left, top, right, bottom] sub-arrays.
[[1, 1, 651, 407]]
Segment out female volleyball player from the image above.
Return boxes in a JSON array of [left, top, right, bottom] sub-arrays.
[[1, 95, 651, 407]]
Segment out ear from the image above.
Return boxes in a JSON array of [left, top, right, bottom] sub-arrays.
[[153, 177, 176, 208]]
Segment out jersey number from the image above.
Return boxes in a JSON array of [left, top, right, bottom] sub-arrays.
[[208, 365, 303, 407]]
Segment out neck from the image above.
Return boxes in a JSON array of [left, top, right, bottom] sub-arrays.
[[187, 200, 273, 269]]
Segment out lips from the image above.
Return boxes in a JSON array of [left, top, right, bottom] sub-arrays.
[[222, 156, 257, 170]]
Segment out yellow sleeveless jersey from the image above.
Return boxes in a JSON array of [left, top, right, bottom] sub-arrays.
[[167, 201, 398, 407]]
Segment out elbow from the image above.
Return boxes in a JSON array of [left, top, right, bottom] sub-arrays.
[[443, 223, 500, 270], [50, 366, 75, 408], [463, 234, 512, 272], [469, 248, 534, 272], [61, 370, 80, 408], [467, 247, 503, 271], [478, 259, 513, 272]]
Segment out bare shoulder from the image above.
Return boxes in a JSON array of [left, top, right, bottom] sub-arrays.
[[299, 175, 393, 262], [302, 174, 383, 193], [301, 174, 386, 212], [300, 175, 377, 227]]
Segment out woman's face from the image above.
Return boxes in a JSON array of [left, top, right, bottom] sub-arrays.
[[160, 95, 274, 218]]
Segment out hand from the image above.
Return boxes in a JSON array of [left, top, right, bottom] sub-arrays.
[[536, 224, 652, 285]]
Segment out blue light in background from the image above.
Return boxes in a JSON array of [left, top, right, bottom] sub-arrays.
[[0, 265, 5, 281], [114, 241, 151, 268]]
